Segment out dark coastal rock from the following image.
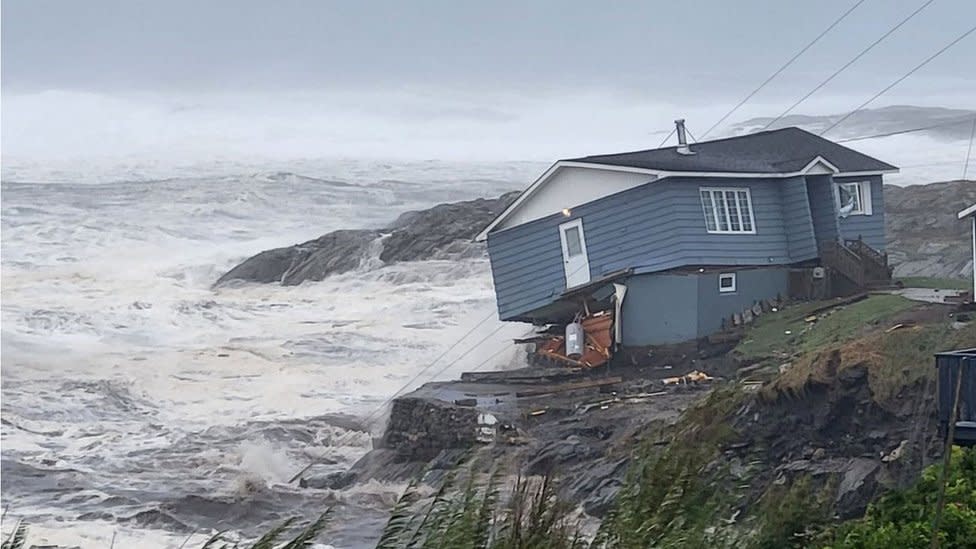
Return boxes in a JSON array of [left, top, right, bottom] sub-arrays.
[[379, 195, 517, 263], [381, 397, 484, 461], [215, 229, 379, 287], [214, 192, 519, 287], [299, 470, 357, 490]]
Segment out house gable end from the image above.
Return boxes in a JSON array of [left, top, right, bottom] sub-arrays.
[[476, 162, 660, 240]]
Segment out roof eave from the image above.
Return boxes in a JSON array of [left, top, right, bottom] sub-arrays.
[[476, 160, 897, 241], [958, 203, 976, 219]]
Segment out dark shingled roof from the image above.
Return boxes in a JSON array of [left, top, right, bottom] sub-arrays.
[[566, 127, 897, 174]]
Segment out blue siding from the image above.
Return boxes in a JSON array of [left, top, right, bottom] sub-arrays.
[[695, 268, 789, 337], [779, 177, 818, 261], [620, 274, 699, 345], [617, 268, 789, 346], [835, 175, 886, 251], [806, 175, 840, 249], [487, 219, 565, 319], [488, 176, 802, 321]]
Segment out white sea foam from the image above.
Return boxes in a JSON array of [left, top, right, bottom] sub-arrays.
[[0, 162, 533, 548]]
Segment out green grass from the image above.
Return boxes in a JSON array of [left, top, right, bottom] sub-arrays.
[[896, 277, 970, 291], [734, 295, 918, 362], [818, 447, 976, 548]]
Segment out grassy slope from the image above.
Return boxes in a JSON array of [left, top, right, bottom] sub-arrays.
[[597, 296, 976, 548], [734, 294, 918, 361]]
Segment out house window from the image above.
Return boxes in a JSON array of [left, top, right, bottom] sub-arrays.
[[837, 181, 872, 216], [719, 273, 736, 293], [700, 188, 756, 234]]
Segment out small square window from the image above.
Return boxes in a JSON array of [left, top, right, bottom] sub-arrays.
[[719, 273, 736, 293]]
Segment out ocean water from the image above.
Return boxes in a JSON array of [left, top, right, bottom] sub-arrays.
[[0, 160, 541, 548]]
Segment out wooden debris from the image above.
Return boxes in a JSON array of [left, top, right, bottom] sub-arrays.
[[885, 321, 916, 333], [460, 367, 581, 384], [515, 376, 622, 398], [528, 409, 547, 416], [663, 370, 714, 385], [805, 292, 868, 317], [532, 310, 614, 369], [620, 390, 668, 401]]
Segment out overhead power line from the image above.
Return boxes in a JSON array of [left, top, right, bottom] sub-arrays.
[[821, 24, 976, 136], [964, 117, 976, 179], [762, 0, 937, 130], [700, 0, 866, 139], [287, 308, 501, 483], [657, 127, 677, 148], [287, 257, 598, 483], [834, 116, 976, 143]]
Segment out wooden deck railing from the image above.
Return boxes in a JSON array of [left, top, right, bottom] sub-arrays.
[[822, 240, 865, 287], [823, 238, 892, 288]]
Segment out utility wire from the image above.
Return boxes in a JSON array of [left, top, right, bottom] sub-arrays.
[[657, 127, 677, 148], [963, 117, 976, 179], [835, 116, 976, 143], [821, 24, 976, 136], [288, 258, 597, 483], [286, 309, 499, 483], [701, 0, 866, 139], [762, 0, 937, 130]]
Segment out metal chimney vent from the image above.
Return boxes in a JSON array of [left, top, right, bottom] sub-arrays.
[[675, 119, 695, 155]]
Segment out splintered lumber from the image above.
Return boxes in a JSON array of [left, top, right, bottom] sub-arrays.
[[532, 310, 615, 369], [515, 376, 623, 398], [663, 370, 714, 385], [460, 367, 583, 384]]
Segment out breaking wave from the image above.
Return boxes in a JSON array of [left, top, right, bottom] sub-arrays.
[[1, 162, 533, 547]]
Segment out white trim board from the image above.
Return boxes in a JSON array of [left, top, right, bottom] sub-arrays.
[[475, 158, 897, 241]]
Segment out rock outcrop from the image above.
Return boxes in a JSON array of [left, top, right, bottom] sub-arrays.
[[216, 179, 974, 287], [214, 192, 518, 287], [886, 180, 976, 278]]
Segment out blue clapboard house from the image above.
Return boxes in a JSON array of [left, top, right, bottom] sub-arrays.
[[476, 121, 897, 347]]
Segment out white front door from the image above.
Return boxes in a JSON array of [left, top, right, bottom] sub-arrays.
[[559, 218, 590, 288]]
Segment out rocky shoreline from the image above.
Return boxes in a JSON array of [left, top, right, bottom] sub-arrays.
[[216, 181, 974, 288], [214, 192, 518, 287], [211, 180, 976, 544], [294, 296, 972, 545]]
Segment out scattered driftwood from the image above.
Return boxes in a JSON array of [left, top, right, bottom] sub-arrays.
[[460, 367, 582, 384], [515, 376, 622, 398], [804, 293, 868, 317], [663, 370, 714, 385], [885, 321, 916, 333], [577, 390, 669, 413]]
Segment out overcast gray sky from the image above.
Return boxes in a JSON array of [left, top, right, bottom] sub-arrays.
[[5, 0, 976, 96], [2, 0, 975, 174]]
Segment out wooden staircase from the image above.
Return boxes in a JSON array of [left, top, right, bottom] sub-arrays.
[[820, 237, 893, 290]]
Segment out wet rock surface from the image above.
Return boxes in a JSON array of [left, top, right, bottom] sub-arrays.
[[215, 192, 518, 286], [216, 180, 974, 287], [886, 180, 976, 278]]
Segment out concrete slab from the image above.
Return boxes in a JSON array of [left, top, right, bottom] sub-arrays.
[[890, 288, 965, 304]]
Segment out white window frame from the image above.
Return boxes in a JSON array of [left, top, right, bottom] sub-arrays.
[[699, 187, 757, 234], [719, 273, 737, 293], [836, 181, 873, 216]]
